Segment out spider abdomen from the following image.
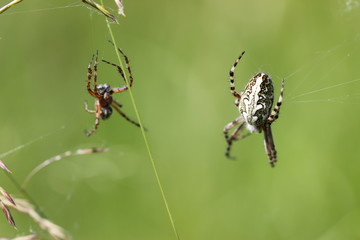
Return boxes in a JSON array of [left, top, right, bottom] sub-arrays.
[[239, 73, 274, 132], [100, 106, 113, 120]]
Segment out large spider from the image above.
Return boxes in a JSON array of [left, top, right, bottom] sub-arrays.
[[84, 44, 140, 136], [223, 51, 284, 167]]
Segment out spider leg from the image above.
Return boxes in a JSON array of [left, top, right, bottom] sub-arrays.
[[85, 100, 102, 136], [102, 59, 127, 83], [87, 52, 100, 98], [224, 116, 242, 141], [263, 123, 277, 167], [112, 85, 129, 93], [112, 99, 123, 108], [84, 101, 96, 113], [226, 124, 251, 159], [87, 55, 96, 97], [224, 117, 250, 158], [268, 79, 284, 123], [111, 103, 141, 128], [93, 50, 99, 94], [107, 40, 134, 87], [118, 50, 134, 87], [229, 51, 246, 99], [234, 98, 240, 108], [102, 60, 130, 93]]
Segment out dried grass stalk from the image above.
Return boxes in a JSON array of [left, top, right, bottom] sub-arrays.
[[0, 160, 11, 173], [0, 187, 16, 206], [0, 234, 38, 240], [0, 0, 23, 14], [82, 0, 118, 23], [22, 147, 107, 188], [0, 160, 16, 227], [114, 0, 125, 16], [0, 200, 16, 228], [0, 197, 69, 240]]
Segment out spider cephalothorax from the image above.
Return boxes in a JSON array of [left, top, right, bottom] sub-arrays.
[[96, 84, 112, 97], [84, 43, 141, 136], [224, 51, 284, 167]]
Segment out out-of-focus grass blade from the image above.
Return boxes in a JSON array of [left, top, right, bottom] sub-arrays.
[[0, 187, 16, 206], [82, 0, 118, 23], [1, 197, 69, 239], [0, 160, 11, 173], [22, 148, 107, 188], [114, 0, 125, 16], [0, 200, 16, 228], [0, 0, 23, 14]]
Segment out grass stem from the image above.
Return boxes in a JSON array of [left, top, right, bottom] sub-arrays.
[[100, 7, 180, 240]]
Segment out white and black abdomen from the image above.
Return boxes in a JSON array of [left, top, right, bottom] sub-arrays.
[[100, 106, 113, 120], [239, 73, 274, 132]]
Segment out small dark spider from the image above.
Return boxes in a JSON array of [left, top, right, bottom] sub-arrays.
[[84, 43, 140, 136]]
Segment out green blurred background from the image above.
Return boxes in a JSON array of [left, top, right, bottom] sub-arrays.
[[1, 0, 360, 239]]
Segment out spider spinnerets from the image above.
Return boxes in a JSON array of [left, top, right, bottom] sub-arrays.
[[84, 42, 141, 136], [223, 51, 284, 167]]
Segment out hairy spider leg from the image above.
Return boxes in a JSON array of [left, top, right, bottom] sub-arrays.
[[102, 60, 126, 82], [107, 40, 134, 87], [223, 116, 243, 141], [111, 103, 141, 128], [93, 50, 99, 94], [234, 98, 240, 107], [268, 79, 285, 123], [84, 100, 102, 136], [87, 55, 97, 97], [87, 51, 102, 98], [224, 117, 251, 158], [226, 125, 251, 159], [112, 85, 129, 93], [263, 123, 277, 167], [102, 59, 134, 89], [229, 51, 246, 99], [112, 99, 123, 108]]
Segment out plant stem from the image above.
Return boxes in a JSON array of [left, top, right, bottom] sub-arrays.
[[101, 6, 180, 240], [6, 172, 47, 218], [0, 0, 23, 14]]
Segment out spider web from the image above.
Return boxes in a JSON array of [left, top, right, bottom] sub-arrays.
[[0, 0, 81, 15], [0, 125, 66, 159], [273, 34, 360, 106], [1, 1, 360, 239], [3, 1, 359, 106]]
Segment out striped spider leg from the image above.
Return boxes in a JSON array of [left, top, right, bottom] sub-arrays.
[[223, 51, 284, 167], [85, 43, 140, 136]]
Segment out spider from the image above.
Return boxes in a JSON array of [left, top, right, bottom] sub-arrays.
[[84, 43, 140, 136], [223, 51, 284, 167]]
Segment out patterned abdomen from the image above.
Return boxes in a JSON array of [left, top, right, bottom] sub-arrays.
[[239, 73, 274, 132]]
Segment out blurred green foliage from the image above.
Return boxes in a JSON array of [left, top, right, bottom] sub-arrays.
[[1, 0, 360, 239]]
